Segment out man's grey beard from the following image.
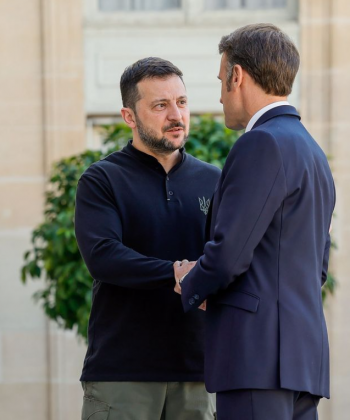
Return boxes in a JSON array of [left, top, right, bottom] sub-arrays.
[[135, 115, 188, 155]]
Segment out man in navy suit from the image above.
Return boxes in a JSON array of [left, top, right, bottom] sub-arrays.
[[174, 24, 335, 420]]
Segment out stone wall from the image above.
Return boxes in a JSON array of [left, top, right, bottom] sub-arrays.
[[299, 1, 350, 418], [0, 1, 86, 419]]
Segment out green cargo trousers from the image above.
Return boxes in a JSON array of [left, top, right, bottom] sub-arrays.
[[81, 381, 216, 420]]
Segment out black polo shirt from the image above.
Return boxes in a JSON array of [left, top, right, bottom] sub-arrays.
[[75, 140, 221, 381]]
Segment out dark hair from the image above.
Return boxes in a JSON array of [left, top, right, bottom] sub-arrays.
[[218, 23, 300, 96], [120, 57, 184, 111]]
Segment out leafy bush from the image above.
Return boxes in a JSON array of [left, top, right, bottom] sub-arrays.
[[22, 151, 102, 338], [21, 115, 336, 340]]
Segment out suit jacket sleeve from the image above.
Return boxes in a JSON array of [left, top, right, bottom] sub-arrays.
[[321, 233, 331, 287], [75, 170, 174, 289], [181, 130, 287, 311]]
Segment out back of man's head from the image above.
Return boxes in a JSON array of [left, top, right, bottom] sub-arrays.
[[120, 57, 184, 112], [219, 23, 300, 96]]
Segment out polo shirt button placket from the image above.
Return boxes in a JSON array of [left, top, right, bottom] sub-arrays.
[[166, 176, 173, 201]]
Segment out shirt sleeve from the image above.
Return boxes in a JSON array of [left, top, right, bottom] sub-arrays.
[[75, 170, 174, 289], [181, 131, 287, 311]]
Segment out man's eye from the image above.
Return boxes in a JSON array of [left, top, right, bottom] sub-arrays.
[[155, 103, 166, 109], [179, 100, 187, 106]]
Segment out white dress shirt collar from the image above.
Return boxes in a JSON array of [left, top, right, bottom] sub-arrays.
[[245, 101, 290, 133]]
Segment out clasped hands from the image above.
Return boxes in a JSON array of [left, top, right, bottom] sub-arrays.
[[173, 259, 206, 311]]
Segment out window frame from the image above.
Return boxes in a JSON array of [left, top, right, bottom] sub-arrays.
[[84, 0, 298, 27], [85, 0, 185, 26]]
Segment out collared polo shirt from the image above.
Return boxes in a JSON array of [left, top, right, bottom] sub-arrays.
[[75, 140, 221, 381]]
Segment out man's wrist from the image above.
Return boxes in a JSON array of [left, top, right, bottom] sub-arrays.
[[179, 272, 189, 285]]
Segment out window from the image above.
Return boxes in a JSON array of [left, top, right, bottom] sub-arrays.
[[205, 0, 287, 10], [98, 0, 181, 12], [84, 0, 299, 119], [87, 0, 297, 25]]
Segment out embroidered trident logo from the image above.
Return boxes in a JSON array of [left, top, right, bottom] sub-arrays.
[[198, 197, 210, 215]]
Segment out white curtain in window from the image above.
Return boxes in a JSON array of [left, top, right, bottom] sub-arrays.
[[244, 0, 286, 8], [205, 0, 287, 9], [99, 0, 181, 11], [205, 0, 240, 9], [99, 0, 128, 11]]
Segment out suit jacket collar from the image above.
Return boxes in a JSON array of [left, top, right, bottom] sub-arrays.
[[252, 105, 300, 130]]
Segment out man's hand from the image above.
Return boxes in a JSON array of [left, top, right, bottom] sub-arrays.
[[173, 260, 206, 311], [173, 260, 197, 295], [198, 300, 207, 311]]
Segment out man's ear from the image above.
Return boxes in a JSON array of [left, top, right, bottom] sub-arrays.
[[231, 64, 244, 90], [121, 107, 137, 129]]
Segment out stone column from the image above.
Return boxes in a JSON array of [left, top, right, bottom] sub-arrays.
[[40, 1, 86, 418], [327, 0, 350, 418], [300, 1, 350, 419], [299, 0, 332, 152], [41, 0, 86, 171], [0, 0, 86, 419], [0, 1, 49, 419]]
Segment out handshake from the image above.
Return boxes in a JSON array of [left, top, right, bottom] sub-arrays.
[[173, 260, 206, 311]]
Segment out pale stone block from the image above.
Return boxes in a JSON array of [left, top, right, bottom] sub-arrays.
[[0, 332, 3, 382], [48, 326, 86, 420], [298, 122, 331, 153], [2, 331, 47, 382], [330, 28, 350, 72], [43, 78, 85, 127], [299, 0, 332, 23], [48, 325, 86, 383], [44, 128, 87, 165], [331, 124, 350, 154], [318, 398, 331, 420], [299, 70, 330, 122], [50, 382, 83, 420], [40, 0, 86, 172], [0, 102, 42, 127], [0, 233, 47, 331], [0, 128, 44, 177], [0, 76, 41, 103], [333, 0, 350, 16], [329, 74, 350, 121], [0, 383, 48, 420], [301, 27, 330, 72], [330, 185, 349, 266], [329, 375, 350, 420], [0, 182, 44, 228], [299, 3, 332, 131], [330, 331, 350, 373], [0, 1, 41, 73], [41, 0, 84, 75]]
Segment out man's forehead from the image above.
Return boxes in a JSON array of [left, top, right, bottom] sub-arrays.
[[137, 75, 186, 98], [217, 55, 227, 80], [219, 54, 227, 71]]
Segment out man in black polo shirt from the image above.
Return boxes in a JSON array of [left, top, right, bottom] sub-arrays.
[[75, 57, 220, 420]]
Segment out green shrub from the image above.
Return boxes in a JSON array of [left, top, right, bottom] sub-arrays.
[[21, 115, 335, 340], [22, 151, 102, 338]]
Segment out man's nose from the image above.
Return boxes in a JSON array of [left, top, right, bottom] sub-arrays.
[[220, 97, 223, 104], [167, 104, 182, 121]]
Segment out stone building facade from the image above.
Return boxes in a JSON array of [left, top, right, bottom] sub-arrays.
[[0, 1, 349, 419]]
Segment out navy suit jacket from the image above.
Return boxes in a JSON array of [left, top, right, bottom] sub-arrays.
[[181, 106, 335, 398]]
